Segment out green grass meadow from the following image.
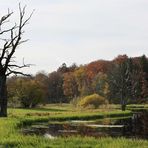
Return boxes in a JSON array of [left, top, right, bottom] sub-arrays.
[[0, 104, 147, 147]]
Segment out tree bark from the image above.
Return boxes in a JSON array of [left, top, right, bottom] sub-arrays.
[[121, 91, 126, 111], [0, 75, 7, 117]]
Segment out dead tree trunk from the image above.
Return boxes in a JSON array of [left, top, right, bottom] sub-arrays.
[[0, 4, 33, 117], [0, 75, 7, 117]]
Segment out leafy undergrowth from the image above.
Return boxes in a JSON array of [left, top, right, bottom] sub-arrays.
[[0, 104, 147, 147]]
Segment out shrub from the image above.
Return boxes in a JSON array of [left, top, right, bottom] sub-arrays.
[[8, 78, 44, 108], [78, 94, 108, 108], [70, 97, 81, 107]]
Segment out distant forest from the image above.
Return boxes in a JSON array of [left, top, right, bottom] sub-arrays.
[[7, 54, 148, 108]]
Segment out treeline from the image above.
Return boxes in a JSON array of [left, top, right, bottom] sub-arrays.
[[7, 54, 148, 108]]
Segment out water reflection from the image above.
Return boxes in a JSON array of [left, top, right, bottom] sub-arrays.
[[23, 110, 148, 139]]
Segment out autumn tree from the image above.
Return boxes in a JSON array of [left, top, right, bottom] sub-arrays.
[[35, 72, 49, 104], [74, 66, 91, 96], [48, 71, 65, 103], [86, 60, 111, 80], [17, 78, 44, 108], [92, 72, 110, 98], [57, 63, 69, 73], [7, 76, 20, 107], [108, 57, 133, 111], [63, 72, 79, 100], [0, 4, 33, 116], [140, 55, 148, 100], [8, 77, 44, 108]]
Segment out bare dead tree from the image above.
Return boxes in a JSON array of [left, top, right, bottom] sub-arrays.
[[0, 4, 33, 117]]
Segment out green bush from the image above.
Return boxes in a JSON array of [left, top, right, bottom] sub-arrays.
[[79, 94, 108, 108]]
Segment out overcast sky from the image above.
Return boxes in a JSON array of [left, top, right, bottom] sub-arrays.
[[0, 0, 148, 74]]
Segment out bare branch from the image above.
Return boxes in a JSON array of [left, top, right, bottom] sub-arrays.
[[6, 70, 31, 77], [0, 4, 33, 77], [8, 64, 31, 69], [0, 4, 33, 117], [0, 28, 13, 35], [0, 11, 13, 27], [6, 63, 31, 77], [3, 4, 33, 73], [18, 39, 29, 45], [21, 10, 34, 28]]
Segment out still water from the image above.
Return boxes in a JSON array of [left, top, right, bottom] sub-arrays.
[[23, 110, 148, 139]]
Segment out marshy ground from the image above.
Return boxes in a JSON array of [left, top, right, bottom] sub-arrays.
[[0, 104, 148, 147]]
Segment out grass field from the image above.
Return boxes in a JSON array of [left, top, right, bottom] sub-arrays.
[[0, 104, 147, 147]]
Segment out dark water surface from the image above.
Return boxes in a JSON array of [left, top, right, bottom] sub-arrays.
[[22, 110, 148, 139]]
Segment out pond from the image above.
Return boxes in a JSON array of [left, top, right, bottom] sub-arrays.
[[22, 110, 148, 139]]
